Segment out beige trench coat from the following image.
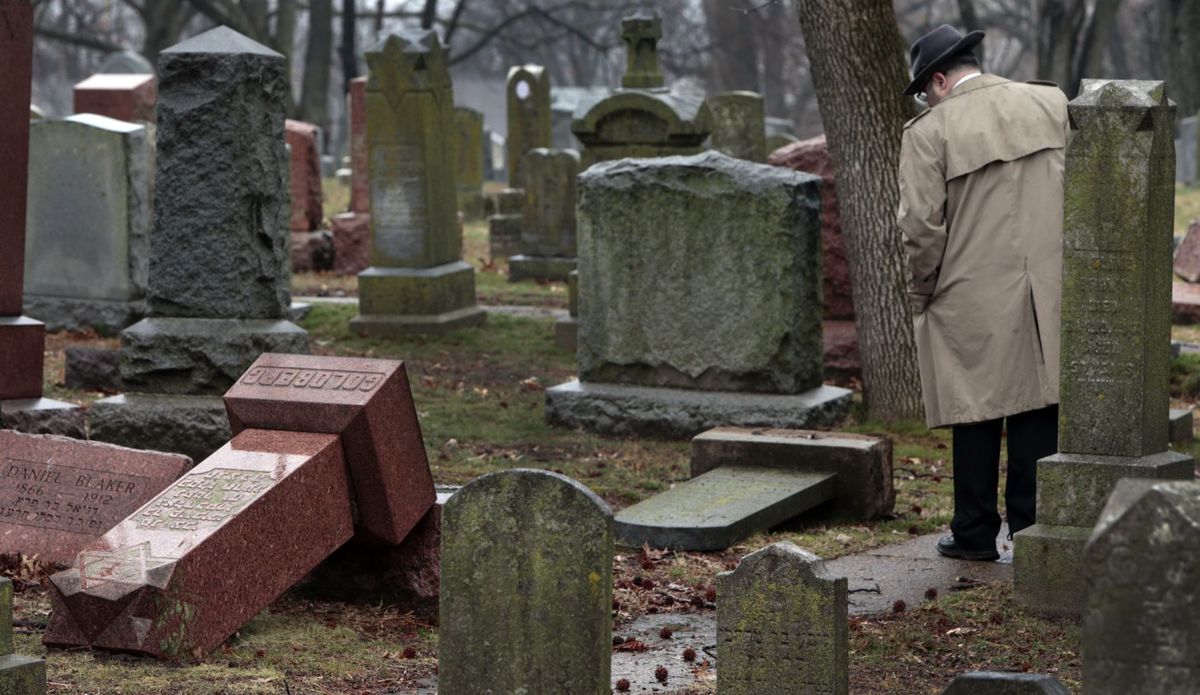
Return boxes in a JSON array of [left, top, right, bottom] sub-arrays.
[[897, 74, 1069, 428]]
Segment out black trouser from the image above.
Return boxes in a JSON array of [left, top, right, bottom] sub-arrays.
[[950, 404, 1058, 552]]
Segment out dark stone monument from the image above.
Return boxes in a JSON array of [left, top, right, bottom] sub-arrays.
[[439, 470, 613, 694], [0, 0, 82, 437], [1013, 80, 1193, 616]]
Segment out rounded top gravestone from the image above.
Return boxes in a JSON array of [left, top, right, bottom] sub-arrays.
[[439, 469, 614, 695]]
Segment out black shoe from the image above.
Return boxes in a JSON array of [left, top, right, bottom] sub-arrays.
[[936, 535, 999, 561]]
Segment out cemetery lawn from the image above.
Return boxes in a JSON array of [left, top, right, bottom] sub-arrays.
[[25, 298, 1099, 693]]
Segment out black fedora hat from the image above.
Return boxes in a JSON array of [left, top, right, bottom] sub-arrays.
[[902, 24, 985, 96]]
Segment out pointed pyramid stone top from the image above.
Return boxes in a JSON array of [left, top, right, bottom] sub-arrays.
[[163, 26, 282, 58]]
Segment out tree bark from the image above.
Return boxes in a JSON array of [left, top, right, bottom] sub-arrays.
[[1036, 0, 1086, 91], [1071, 0, 1121, 91], [340, 0, 358, 100], [300, 0, 333, 133], [420, 0, 437, 30], [792, 0, 924, 422], [955, 0, 984, 64]]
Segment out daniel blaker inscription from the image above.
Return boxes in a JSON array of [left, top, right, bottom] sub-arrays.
[[0, 458, 152, 534]]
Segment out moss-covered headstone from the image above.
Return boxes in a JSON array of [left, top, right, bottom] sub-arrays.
[[0, 578, 46, 694], [571, 12, 711, 168], [508, 148, 579, 281], [1013, 80, 1193, 616], [439, 469, 613, 694], [88, 26, 309, 461], [505, 64, 551, 187], [1083, 479, 1200, 693], [350, 29, 485, 336], [453, 106, 485, 220], [487, 188, 524, 261], [707, 91, 768, 162], [717, 542, 848, 695]]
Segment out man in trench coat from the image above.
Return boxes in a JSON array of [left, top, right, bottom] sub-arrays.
[[896, 25, 1069, 561]]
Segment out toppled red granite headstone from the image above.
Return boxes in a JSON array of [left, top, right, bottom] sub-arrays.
[[44, 428, 353, 658], [224, 353, 434, 544], [0, 432, 189, 565], [331, 211, 371, 275], [769, 134, 855, 321], [1175, 220, 1200, 282], [285, 119, 323, 232], [348, 77, 369, 213], [45, 353, 436, 658], [73, 74, 157, 123]]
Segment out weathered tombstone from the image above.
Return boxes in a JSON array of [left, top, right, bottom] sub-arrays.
[[769, 134, 854, 321], [24, 114, 152, 331], [439, 469, 613, 694], [0, 431, 189, 564], [454, 106, 485, 220], [98, 49, 153, 75], [1169, 407, 1194, 452], [550, 86, 605, 150], [554, 268, 579, 351], [73, 73, 156, 123], [941, 672, 1069, 694], [1083, 479, 1200, 693], [571, 12, 711, 168], [1173, 218, 1200, 281], [506, 64, 551, 187], [1176, 114, 1198, 185], [617, 428, 892, 550], [285, 119, 323, 232], [717, 542, 848, 695], [509, 148, 579, 281], [488, 188, 524, 261], [88, 26, 309, 462], [1013, 80, 1193, 616], [0, 0, 82, 436], [347, 76, 369, 214], [706, 91, 767, 162], [545, 151, 851, 436], [350, 29, 485, 336], [45, 354, 435, 658], [0, 578, 45, 694]]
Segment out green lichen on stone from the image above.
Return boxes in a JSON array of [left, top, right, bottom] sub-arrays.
[[439, 469, 613, 695], [153, 591, 198, 659], [575, 151, 823, 394], [716, 542, 848, 695], [357, 263, 478, 316], [706, 91, 768, 163], [518, 148, 580, 258], [0, 655, 45, 695], [506, 65, 552, 186], [0, 578, 12, 656]]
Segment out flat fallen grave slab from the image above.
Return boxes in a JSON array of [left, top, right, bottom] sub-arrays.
[[0, 432, 189, 565], [224, 353, 433, 544], [44, 428, 353, 659], [614, 466, 836, 551]]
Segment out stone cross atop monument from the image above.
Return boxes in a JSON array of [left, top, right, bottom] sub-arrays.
[[1013, 79, 1192, 617], [621, 10, 665, 90]]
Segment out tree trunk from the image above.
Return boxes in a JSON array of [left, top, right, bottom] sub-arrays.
[[340, 0, 358, 100], [421, 0, 437, 30], [792, 0, 924, 422], [1071, 0, 1121, 91], [1161, 0, 1200, 117], [277, 0, 297, 112], [955, 0, 984, 65], [141, 1, 194, 64], [1036, 0, 1086, 91], [300, 0, 333, 133]]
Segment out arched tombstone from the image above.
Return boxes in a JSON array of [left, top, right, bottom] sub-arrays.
[[439, 469, 614, 694]]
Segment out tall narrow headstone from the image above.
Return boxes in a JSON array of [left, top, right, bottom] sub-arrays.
[[0, 0, 82, 436], [717, 542, 848, 695], [347, 76, 369, 214], [0, 578, 45, 694], [88, 26, 309, 462], [24, 114, 152, 331], [1013, 80, 1193, 616], [453, 106, 485, 219], [506, 65, 551, 187], [440, 470, 613, 694], [707, 91, 768, 162], [350, 30, 485, 336], [285, 119, 323, 232], [509, 148, 579, 281], [1083, 479, 1200, 694], [545, 151, 851, 436], [488, 189, 525, 261], [572, 12, 711, 168], [555, 268, 579, 351]]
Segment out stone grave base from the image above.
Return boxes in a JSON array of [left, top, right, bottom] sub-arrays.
[[1014, 449, 1193, 616], [121, 317, 309, 395], [354, 262, 485, 336], [0, 653, 46, 692], [89, 393, 230, 462], [507, 254, 576, 282], [0, 398, 84, 438], [554, 316, 577, 352], [544, 379, 852, 438], [24, 294, 145, 333]]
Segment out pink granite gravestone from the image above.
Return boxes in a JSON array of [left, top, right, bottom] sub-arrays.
[[0, 432, 189, 565], [0, 0, 82, 434], [73, 73, 157, 123], [348, 77, 369, 214], [285, 119, 323, 232]]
